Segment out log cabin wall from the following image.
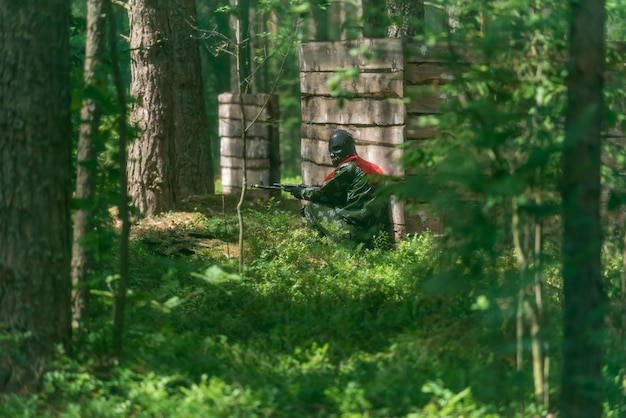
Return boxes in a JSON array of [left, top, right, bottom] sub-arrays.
[[218, 93, 280, 196]]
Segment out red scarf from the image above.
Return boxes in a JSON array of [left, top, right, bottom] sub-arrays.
[[323, 155, 383, 183]]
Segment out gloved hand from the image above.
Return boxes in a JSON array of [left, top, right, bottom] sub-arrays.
[[288, 185, 305, 200]]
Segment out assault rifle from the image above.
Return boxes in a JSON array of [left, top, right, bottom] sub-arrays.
[[250, 183, 306, 194]]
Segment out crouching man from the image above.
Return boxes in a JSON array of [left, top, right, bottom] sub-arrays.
[[290, 129, 391, 247]]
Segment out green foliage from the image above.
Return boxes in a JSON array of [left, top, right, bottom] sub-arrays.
[[418, 381, 498, 417], [607, 0, 626, 40], [11, 187, 626, 416], [0, 394, 44, 418], [20, 199, 544, 417], [398, 0, 568, 239], [401, 0, 567, 313], [391, 0, 624, 415]]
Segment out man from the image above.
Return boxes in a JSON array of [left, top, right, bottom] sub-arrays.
[[290, 129, 390, 247]]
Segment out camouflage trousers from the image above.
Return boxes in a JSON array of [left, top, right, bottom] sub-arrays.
[[302, 202, 382, 246]]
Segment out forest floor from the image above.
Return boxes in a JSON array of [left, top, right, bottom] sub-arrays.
[[126, 192, 303, 262]]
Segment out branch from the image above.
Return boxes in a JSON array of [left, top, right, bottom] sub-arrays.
[[111, 0, 128, 10]]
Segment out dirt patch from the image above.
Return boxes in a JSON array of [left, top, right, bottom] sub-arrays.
[[112, 194, 302, 261], [132, 210, 239, 260]]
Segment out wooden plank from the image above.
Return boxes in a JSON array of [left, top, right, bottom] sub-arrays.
[[406, 116, 439, 137], [301, 123, 405, 145], [299, 38, 404, 72], [301, 96, 405, 125], [301, 137, 331, 165], [219, 119, 270, 138], [358, 143, 404, 177], [390, 198, 406, 242], [404, 42, 477, 63], [220, 156, 270, 170], [267, 123, 282, 185], [220, 137, 271, 158], [218, 103, 274, 122], [218, 92, 278, 108], [218, 93, 281, 196], [405, 62, 456, 85], [405, 121, 439, 140], [243, 169, 272, 185], [218, 93, 279, 122], [404, 43, 454, 63], [221, 167, 273, 193], [405, 203, 445, 234], [405, 86, 450, 114], [300, 71, 404, 97], [301, 138, 403, 177], [301, 161, 333, 186], [404, 41, 622, 68]]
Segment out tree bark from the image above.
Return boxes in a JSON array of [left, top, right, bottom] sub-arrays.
[[312, 0, 330, 41], [560, 0, 607, 416], [0, 0, 72, 392], [386, 0, 424, 38], [71, 0, 108, 329], [128, 0, 176, 216], [362, 0, 424, 38], [230, 0, 252, 93], [128, 0, 213, 216], [107, 0, 131, 362], [170, 0, 214, 197]]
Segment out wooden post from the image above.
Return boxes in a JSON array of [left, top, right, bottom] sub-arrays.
[[218, 93, 280, 196]]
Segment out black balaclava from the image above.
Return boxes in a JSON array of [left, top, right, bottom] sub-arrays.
[[328, 129, 357, 167]]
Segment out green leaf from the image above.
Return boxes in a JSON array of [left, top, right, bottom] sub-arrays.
[[191, 266, 241, 284]]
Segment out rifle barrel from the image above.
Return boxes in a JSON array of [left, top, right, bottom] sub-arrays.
[[251, 184, 282, 190]]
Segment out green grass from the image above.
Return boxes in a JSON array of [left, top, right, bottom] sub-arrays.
[[5, 195, 623, 417]]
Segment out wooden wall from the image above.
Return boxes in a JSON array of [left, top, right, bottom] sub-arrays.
[[218, 93, 280, 196], [402, 43, 460, 234], [298, 38, 457, 239]]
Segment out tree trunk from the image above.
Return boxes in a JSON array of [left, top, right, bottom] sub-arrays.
[[363, 0, 424, 38], [230, 0, 252, 93], [107, 0, 131, 362], [312, 0, 330, 41], [170, 0, 214, 197], [386, 0, 424, 38], [72, 0, 108, 329], [560, 0, 607, 417], [128, 0, 175, 216], [0, 0, 72, 392], [128, 0, 213, 216]]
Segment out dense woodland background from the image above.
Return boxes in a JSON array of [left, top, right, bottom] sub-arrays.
[[1, 0, 626, 416]]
